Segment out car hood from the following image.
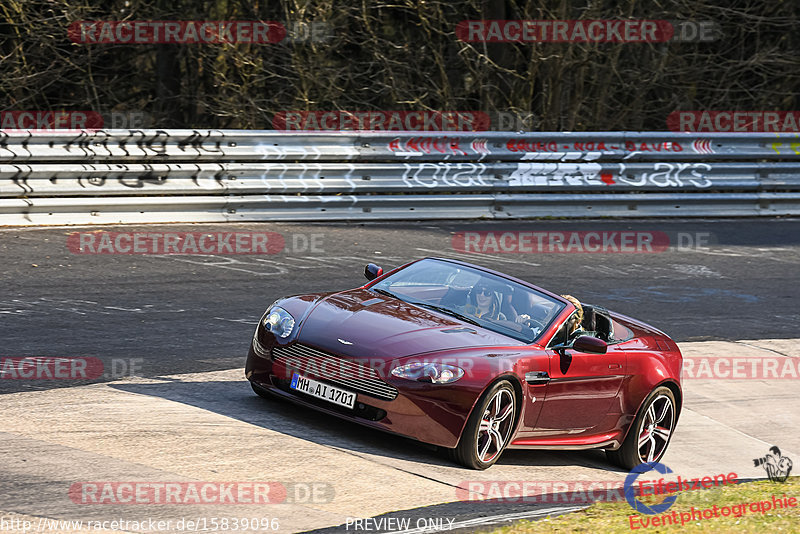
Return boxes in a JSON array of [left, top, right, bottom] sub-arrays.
[[296, 288, 521, 359]]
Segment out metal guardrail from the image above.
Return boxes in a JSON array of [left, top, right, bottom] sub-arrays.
[[4, 162, 800, 196], [2, 130, 800, 162], [1, 130, 799, 225]]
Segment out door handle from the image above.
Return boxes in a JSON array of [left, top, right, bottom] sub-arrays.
[[525, 371, 551, 385], [608, 363, 622, 370]]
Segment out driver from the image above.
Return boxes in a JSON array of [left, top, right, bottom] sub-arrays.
[[463, 283, 531, 325], [463, 283, 506, 320]]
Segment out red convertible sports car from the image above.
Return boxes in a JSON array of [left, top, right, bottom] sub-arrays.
[[245, 258, 682, 470]]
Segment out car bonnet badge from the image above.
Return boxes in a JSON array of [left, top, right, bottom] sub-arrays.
[[337, 338, 353, 345]]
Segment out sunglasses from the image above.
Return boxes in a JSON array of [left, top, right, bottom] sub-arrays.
[[475, 287, 492, 296]]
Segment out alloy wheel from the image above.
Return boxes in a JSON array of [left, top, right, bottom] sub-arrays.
[[476, 388, 515, 463], [637, 394, 675, 463]]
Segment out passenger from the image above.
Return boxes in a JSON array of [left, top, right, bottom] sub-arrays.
[[561, 294, 585, 339]]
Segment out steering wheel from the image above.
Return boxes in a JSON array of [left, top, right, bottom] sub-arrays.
[[521, 317, 545, 331]]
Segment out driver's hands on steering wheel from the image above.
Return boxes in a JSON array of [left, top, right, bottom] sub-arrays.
[[516, 313, 544, 332]]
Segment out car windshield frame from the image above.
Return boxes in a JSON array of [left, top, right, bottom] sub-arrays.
[[369, 258, 566, 344]]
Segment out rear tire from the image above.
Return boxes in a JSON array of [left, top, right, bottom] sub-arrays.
[[449, 380, 517, 470], [607, 386, 676, 470]]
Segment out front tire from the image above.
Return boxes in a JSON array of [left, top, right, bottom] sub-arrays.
[[449, 380, 517, 470], [607, 386, 676, 470]]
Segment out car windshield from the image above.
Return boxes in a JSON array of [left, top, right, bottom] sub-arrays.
[[370, 258, 565, 343]]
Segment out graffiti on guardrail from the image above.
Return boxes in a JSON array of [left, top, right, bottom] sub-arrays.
[[0, 162, 729, 196], [385, 137, 693, 161], [507, 162, 712, 188], [771, 142, 800, 155], [508, 162, 604, 185], [507, 139, 685, 156], [1, 131, 799, 163], [388, 136, 469, 157], [616, 163, 712, 188], [385, 137, 692, 160], [77, 175, 174, 190], [0, 131, 797, 225], [400, 163, 490, 188]]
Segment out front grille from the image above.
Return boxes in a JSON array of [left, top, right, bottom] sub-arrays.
[[271, 343, 398, 401]]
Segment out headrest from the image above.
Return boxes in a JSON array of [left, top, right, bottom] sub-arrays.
[[582, 305, 597, 331]]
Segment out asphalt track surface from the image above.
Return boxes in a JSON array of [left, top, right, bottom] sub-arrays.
[[1, 218, 799, 533]]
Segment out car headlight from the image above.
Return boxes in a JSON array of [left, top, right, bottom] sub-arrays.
[[263, 306, 295, 338], [390, 362, 465, 384]]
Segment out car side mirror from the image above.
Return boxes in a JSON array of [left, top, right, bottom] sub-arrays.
[[364, 263, 383, 281], [550, 335, 608, 355], [572, 335, 608, 354]]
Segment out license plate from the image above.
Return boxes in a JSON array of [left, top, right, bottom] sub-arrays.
[[290, 373, 356, 409]]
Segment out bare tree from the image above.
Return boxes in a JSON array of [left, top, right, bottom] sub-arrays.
[[1, 0, 798, 130]]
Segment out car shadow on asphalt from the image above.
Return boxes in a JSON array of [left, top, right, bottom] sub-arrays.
[[109, 377, 627, 473]]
